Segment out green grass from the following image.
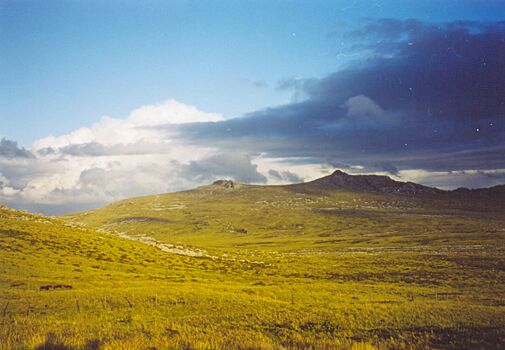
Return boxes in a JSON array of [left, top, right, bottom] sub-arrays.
[[1, 182, 505, 349]]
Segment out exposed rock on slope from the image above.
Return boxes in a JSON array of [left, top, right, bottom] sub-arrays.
[[302, 170, 443, 195], [212, 180, 236, 189]]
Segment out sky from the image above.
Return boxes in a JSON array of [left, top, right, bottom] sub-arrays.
[[1, 0, 505, 214]]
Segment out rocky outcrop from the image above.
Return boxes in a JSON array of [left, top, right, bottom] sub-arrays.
[[212, 180, 235, 189], [304, 170, 443, 196]]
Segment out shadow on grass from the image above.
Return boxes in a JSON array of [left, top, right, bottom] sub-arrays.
[[35, 333, 100, 350]]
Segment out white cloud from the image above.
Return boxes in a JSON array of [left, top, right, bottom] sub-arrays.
[[0, 100, 265, 214], [128, 99, 224, 126], [342, 95, 395, 126], [32, 99, 223, 151], [344, 95, 385, 119]]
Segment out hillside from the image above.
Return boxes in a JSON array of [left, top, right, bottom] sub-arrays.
[[0, 205, 267, 349], [297, 170, 443, 195], [1, 171, 505, 349], [67, 170, 505, 252]]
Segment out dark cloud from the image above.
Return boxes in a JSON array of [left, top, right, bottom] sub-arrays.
[[179, 153, 267, 184], [178, 19, 505, 178], [0, 138, 33, 158]]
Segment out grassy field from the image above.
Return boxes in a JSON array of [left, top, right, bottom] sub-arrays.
[[1, 180, 505, 349]]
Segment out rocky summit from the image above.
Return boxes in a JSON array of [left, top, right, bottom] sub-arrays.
[[300, 170, 442, 195]]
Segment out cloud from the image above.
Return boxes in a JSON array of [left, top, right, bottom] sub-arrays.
[[178, 19, 505, 175], [33, 99, 223, 151], [0, 138, 33, 158], [128, 99, 224, 126], [268, 169, 304, 183], [0, 172, 20, 197], [2, 20, 505, 214], [343, 95, 387, 121], [180, 153, 267, 184], [0, 100, 262, 214], [56, 142, 170, 157]]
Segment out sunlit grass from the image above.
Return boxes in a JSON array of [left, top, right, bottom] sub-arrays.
[[1, 183, 505, 349]]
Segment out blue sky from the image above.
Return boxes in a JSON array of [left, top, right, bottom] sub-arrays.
[[2, 0, 505, 146], [1, 1, 505, 214]]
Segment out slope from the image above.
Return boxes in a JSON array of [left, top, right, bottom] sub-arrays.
[[1, 205, 323, 349], [2, 169, 505, 349], [66, 171, 505, 253]]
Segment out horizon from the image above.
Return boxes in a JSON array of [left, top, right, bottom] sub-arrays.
[[203, 169, 505, 191], [8, 169, 505, 217], [1, 1, 505, 214]]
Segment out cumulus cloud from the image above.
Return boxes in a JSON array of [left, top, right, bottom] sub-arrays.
[[33, 99, 222, 152], [128, 99, 224, 126], [0, 100, 264, 214]]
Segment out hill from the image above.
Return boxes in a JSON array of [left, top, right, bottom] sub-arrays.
[[0, 205, 266, 349], [297, 170, 443, 195], [1, 171, 505, 349], [292, 170, 505, 200], [66, 170, 505, 252]]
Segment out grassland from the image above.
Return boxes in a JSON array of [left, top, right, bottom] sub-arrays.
[[1, 180, 505, 349]]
